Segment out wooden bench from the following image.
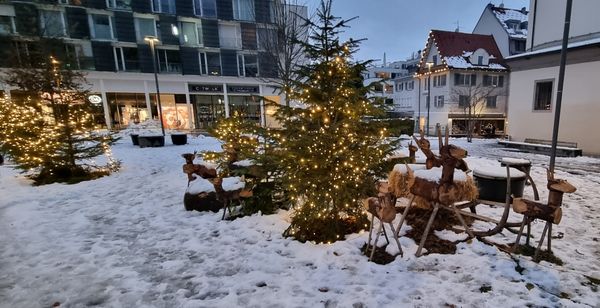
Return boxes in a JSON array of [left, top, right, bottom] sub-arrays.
[[498, 139, 582, 157], [523, 138, 578, 149]]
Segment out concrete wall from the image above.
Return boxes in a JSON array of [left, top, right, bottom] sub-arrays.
[[473, 7, 511, 58], [507, 60, 600, 155], [528, 0, 600, 50]]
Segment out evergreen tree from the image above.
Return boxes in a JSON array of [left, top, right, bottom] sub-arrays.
[[278, 0, 395, 243], [1, 53, 119, 185]]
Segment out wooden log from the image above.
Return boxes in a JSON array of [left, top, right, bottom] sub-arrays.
[[513, 198, 562, 224]]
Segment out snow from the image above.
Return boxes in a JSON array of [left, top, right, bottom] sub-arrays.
[[445, 56, 507, 70], [232, 159, 255, 167], [473, 166, 526, 179], [500, 157, 531, 165], [492, 8, 528, 39], [499, 140, 582, 150], [186, 177, 215, 194], [1, 137, 599, 307], [414, 167, 469, 182], [222, 176, 245, 192], [392, 163, 427, 173]]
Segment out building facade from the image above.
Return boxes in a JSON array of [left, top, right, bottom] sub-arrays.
[[0, 0, 304, 129], [505, 0, 600, 155], [416, 30, 509, 136], [473, 3, 528, 57]]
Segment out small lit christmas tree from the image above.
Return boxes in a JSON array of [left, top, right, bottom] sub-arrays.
[[1, 55, 119, 184], [278, 0, 394, 243]]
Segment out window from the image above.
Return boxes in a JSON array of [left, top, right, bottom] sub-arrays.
[[40, 10, 65, 37], [477, 56, 483, 65], [454, 73, 476, 86], [90, 14, 115, 40], [384, 84, 393, 94], [514, 40, 526, 53], [434, 95, 444, 108], [180, 21, 200, 46], [432, 55, 438, 65], [152, 0, 175, 14], [375, 72, 391, 79], [406, 81, 414, 90], [114, 47, 139, 71], [0, 15, 15, 34], [396, 83, 403, 91], [459, 95, 470, 108], [219, 23, 241, 49], [157, 49, 181, 73], [486, 96, 497, 108], [194, 0, 217, 18], [64, 42, 95, 70], [107, 0, 131, 9], [483, 75, 504, 87], [257, 27, 277, 50], [233, 0, 255, 21], [433, 75, 446, 87], [533, 80, 553, 111], [237, 54, 258, 77], [200, 52, 221, 75], [135, 17, 157, 41]]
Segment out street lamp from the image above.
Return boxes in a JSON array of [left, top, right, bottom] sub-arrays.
[[426, 61, 433, 136], [144, 35, 165, 136]]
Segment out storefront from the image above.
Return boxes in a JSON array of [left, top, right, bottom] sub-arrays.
[[449, 114, 506, 137], [189, 83, 263, 129]]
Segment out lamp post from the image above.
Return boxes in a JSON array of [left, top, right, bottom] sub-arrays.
[[144, 35, 165, 136], [426, 61, 433, 136]]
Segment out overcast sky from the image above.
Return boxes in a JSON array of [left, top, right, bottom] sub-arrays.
[[303, 0, 529, 64]]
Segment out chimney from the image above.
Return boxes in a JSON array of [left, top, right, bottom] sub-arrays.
[[383, 52, 387, 67], [499, 2, 504, 8]]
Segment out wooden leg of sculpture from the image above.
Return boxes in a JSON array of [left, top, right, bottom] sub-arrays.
[[451, 203, 475, 238], [221, 200, 229, 220], [370, 221, 383, 261], [547, 223, 552, 252], [513, 216, 528, 252], [382, 227, 390, 245], [526, 222, 531, 246], [387, 223, 403, 257], [394, 195, 415, 238], [416, 203, 440, 257], [367, 214, 375, 252], [534, 221, 550, 261]]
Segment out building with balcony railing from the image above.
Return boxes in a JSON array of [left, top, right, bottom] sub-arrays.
[[0, 0, 304, 130]]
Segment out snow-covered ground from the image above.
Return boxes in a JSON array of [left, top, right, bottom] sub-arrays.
[[1, 136, 599, 307]]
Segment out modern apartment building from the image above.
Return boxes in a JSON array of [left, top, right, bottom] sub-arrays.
[[0, 0, 305, 129], [505, 0, 600, 155]]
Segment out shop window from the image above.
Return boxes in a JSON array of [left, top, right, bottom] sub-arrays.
[[229, 95, 260, 123], [0, 15, 15, 35], [233, 0, 255, 21], [237, 54, 258, 77], [219, 23, 241, 49], [533, 80, 553, 111], [40, 10, 65, 37], [114, 47, 139, 71], [157, 49, 181, 73], [90, 14, 115, 40], [135, 17, 157, 42], [192, 95, 225, 128], [107, 93, 150, 128], [107, 0, 131, 10], [180, 21, 200, 46], [152, 0, 175, 14], [486, 96, 497, 108], [194, 0, 217, 18], [200, 52, 221, 75]]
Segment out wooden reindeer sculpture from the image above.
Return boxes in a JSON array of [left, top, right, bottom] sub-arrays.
[[512, 169, 576, 260], [408, 142, 418, 164], [182, 152, 217, 183], [365, 191, 403, 261], [209, 177, 253, 220], [397, 126, 476, 256]]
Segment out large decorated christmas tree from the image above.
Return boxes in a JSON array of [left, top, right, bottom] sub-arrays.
[[278, 0, 394, 243]]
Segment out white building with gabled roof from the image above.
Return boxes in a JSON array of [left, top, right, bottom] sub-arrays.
[[473, 3, 529, 57]]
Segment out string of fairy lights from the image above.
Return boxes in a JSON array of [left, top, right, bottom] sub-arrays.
[[0, 56, 118, 176]]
